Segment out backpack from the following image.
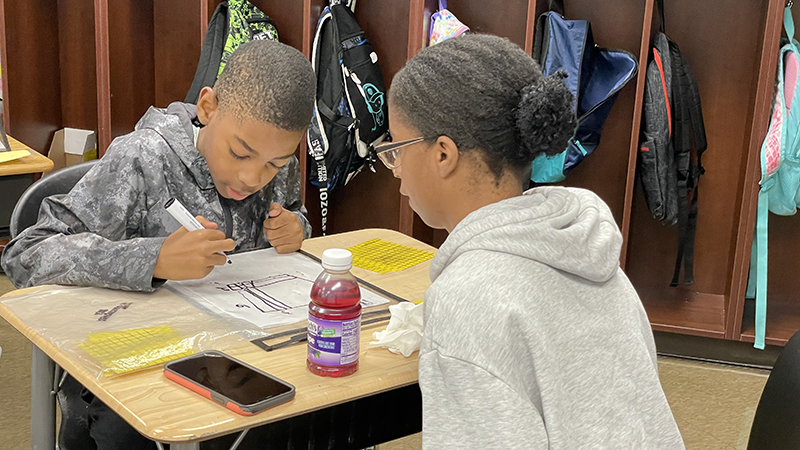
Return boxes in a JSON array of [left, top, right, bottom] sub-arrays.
[[185, 0, 279, 104], [307, 0, 389, 234], [531, 0, 638, 183], [639, 0, 707, 289], [746, 6, 800, 349], [429, 0, 470, 46]]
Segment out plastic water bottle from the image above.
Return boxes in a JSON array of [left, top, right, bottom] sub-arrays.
[[307, 249, 361, 377]]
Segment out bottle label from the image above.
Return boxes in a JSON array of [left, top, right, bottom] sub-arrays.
[[307, 315, 361, 366]]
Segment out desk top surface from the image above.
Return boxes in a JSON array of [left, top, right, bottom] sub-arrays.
[[0, 136, 53, 176], [0, 229, 435, 443]]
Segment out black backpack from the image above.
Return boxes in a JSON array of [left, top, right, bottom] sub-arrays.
[[639, 0, 707, 286], [307, 0, 389, 234], [185, 0, 279, 104]]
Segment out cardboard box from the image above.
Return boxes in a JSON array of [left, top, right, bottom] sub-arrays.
[[45, 128, 97, 176]]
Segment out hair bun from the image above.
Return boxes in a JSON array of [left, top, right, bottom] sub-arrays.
[[515, 70, 577, 162]]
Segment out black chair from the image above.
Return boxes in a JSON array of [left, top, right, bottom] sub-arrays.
[[8, 159, 98, 450], [748, 328, 800, 449], [9, 159, 98, 238]]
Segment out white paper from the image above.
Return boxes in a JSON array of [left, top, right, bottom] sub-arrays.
[[167, 249, 389, 330]]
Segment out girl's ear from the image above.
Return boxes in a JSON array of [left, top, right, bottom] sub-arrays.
[[434, 136, 460, 178]]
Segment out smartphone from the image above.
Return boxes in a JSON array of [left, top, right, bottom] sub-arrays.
[[164, 350, 295, 415]]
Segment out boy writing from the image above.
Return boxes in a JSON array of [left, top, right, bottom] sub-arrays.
[[2, 39, 315, 290], [1, 40, 315, 449]]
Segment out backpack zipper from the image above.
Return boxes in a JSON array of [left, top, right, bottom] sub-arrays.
[[653, 48, 672, 135], [576, 48, 638, 121]]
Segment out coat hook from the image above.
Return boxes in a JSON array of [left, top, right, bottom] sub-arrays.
[[789, 0, 794, 8]]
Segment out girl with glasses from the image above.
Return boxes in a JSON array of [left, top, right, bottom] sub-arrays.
[[385, 34, 684, 449]]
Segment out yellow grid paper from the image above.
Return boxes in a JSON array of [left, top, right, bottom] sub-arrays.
[[347, 239, 435, 274], [78, 325, 194, 376]]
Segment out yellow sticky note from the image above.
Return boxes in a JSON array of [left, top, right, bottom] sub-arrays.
[[79, 325, 193, 376], [0, 150, 30, 164], [347, 239, 435, 274]]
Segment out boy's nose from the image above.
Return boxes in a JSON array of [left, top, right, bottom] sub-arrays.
[[238, 170, 264, 191]]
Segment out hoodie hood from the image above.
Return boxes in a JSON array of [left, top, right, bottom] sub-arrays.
[[431, 187, 623, 284], [136, 102, 215, 190]]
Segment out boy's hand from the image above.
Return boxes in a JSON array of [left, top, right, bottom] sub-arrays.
[[153, 216, 235, 280], [264, 203, 304, 254]]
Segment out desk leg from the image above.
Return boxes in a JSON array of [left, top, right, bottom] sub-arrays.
[[169, 444, 200, 450], [31, 346, 56, 450]]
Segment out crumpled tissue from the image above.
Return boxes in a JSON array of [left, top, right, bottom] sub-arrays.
[[369, 301, 424, 357]]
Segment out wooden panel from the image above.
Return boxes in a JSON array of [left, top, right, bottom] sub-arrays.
[[741, 294, 800, 347], [94, 0, 111, 155], [738, 214, 800, 344], [553, 0, 646, 227], [621, 0, 655, 268], [251, 0, 305, 53], [401, 0, 438, 236], [727, 0, 785, 340], [153, 0, 203, 107], [1, 0, 62, 154], [626, 0, 767, 306], [639, 288, 726, 339], [108, 0, 155, 141], [0, 136, 53, 176], [446, 0, 529, 48], [0, 0, 7, 130], [58, 0, 98, 131], [407, 0, 438, 57]]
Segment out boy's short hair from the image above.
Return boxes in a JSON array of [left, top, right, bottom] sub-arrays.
[[214, 40, 315, 131]]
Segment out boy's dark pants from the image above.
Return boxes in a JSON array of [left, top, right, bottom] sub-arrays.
[[58, 374, 156, 450]]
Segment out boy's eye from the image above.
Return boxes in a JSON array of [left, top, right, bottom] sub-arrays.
[[269, 161, 286, 169], [229, 149, 249, 160]]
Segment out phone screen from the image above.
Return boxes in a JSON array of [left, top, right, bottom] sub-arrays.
[[168, 353, 292, 406]]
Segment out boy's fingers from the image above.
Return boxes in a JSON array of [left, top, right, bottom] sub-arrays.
[[273, 242, 301, 254], [207, 253, 229, 267], [268, 234, 301, 249], [264, 228, 294, 242], [208, 238, 236, 254], [196, 216, 218, 229], [264, 211, 300, 231], [268, 202, 283, 219], [195, 229, 228, 241]]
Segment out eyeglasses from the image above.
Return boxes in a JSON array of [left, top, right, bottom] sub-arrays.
[[374, 137, 426, 170]]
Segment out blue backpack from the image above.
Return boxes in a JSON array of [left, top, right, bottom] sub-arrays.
[[747, 6, 800, 349], [531, 0, 638, 183]]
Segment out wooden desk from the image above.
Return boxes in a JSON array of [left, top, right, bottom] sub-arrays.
[[0, 136, 54, 234], [0, 229, 434, 448], [0, 136, 54, 176]]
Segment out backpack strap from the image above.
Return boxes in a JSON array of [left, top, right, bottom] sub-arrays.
[[747, 5, 796, 349], [548, 0, 565, 15], [670, 44, 706, 286], [184, 2, 228, 104], [754, 189, 770, 349], [656, 0, 666, 33], [438, 0, 447, 11]]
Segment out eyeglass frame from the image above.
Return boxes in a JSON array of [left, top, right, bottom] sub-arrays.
[[374, 136, 428, 170]]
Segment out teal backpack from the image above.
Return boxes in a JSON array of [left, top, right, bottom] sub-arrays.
[[747, 5, 800, 349]]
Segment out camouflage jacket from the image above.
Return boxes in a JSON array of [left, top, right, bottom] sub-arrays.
[[1, 102, 311, 292]]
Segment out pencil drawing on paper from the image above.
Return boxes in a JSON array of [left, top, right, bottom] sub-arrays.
[[212, 273, 314, 313], [168, 249, 389, 329]]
